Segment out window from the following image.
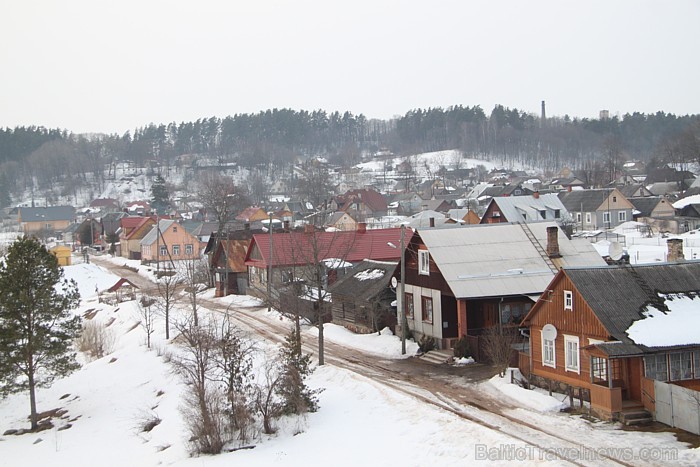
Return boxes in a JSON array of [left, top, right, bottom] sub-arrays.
[[576, 212, 582, 223], [670, 351, 693, 381], [418, 250, 430, 275], [564, 290, 573, 311], [618, 211, 626, 222], [613, 196, 617, 203], [421, 296, 433, 323], [173, 226, 177, 232], [159, 246, 167, 256], [554, 209, 561, 219], [539, 210, 546, 219], [695, 351, 700, 378], [603, 211, 611, 224], [564, 335, 580, 373], [591, 357, 608, 382], [404, 292, 414, 319], [541, 332, 555, 368], [185, 244, 194, 255], [585, 212, 592, 224], [645, 354, 668, 381], [172, 244, 180, 256], [492, 210, 501, 218]]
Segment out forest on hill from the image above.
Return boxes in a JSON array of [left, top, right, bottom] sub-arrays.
[[0, 105, 699, 207]]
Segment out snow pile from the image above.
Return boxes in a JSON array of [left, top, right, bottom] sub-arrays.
[[61, 262, 122, 299], [673, 194, 700, 210], [626, 293, 700, 347], [353, 268, 385, 281], [454, 357, 475, 365], [306, 325, 418, 359], [487, 369, 567, 413]]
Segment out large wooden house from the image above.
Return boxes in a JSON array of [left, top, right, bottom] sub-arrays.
[[520, 244, 700, 422], [205, 227, 262, 296], [558, 188, 634, 231], [140, 219, 201, 263], [399, 222, 605, 351]]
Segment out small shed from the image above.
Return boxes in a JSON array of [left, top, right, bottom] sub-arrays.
[[99, 278, 139, 304], [50, 245, 72, 266]]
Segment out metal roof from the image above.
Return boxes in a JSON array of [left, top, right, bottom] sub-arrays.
[[140, 219, 175, 245], [19, 206, 75, 222], [417, 222, 605, 299], [488, 194, 568, 223]]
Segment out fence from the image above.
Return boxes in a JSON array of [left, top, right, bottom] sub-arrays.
[[654, 380, 700, 435]]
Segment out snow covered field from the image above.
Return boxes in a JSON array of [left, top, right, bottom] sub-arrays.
[[1, 258, 699, 466]]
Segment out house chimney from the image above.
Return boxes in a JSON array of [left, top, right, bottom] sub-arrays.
[[667, 238, 684, 262], [357, 222, 367, 234], [533, 191, 540, 199], [546, 226, 561, 258], [429, 217, 435, 228], [567, 185, 572, 192]]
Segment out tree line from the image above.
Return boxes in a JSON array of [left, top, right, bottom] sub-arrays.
[[1, 106, 699, 206]]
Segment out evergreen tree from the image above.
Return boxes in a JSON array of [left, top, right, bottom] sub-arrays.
[[150, 175, 170, 214], [276, 327, 319, 415], [0, 236, 81, 430]]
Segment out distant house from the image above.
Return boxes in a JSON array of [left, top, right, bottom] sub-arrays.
[[446, 209, 480, 225], [119, 216, 156, 260], [520, 253, 700, 423], [236, 206, 270, 223], [419, 198, 453, 213], [89, 198, 121, 213], [326, 211, 358, 231], [628, 196, 675, 220], [334, 188, 388, 220], [49, 245, 72, 266], [125, 201, 151, 216], [558, 188, 634, 231], [546, 177, 586, 192], [480, 193, 568, 224], [17, 206, 75, 235], [618, 184, 653, 199], [140, 219, 201, 263], [399, 222, 605, 351]]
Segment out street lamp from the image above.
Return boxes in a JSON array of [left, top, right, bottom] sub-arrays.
[[388, 224, 408, 354]]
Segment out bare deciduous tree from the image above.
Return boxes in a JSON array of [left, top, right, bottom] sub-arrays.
[[481, 326, 519, 377]]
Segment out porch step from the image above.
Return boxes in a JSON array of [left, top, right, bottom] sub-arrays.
[[418, 349, 454, 365], [620, 409, 653, 426]]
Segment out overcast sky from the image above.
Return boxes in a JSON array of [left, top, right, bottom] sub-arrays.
[[1, 0, 699, 134]]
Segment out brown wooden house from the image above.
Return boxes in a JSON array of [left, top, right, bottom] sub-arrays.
[[521, 252, 700, 422], [205, 227, 262, 296]]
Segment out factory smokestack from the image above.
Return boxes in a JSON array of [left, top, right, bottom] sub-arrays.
[[541, 100, 546, 128]]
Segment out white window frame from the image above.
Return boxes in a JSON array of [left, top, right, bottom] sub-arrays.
[[618, 211, 626, 222], [564, 335, 580, 374], [172, 244, 180, 256], [418, 250, 430, 275], [541, 331, 555, 368], [159, 246, 167, 256], [585, 212, 592, 224], [185, 244, 194, 255], [576, 212, 582, 223], [564, 290, 573, 311], [603, 211, 611, 224]]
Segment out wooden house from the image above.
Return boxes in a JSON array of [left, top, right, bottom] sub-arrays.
[[328, 260, 398, 334], [236, 206, 270, 223], [446, 209, 480, 225], [399, 222, 605, 351], [480, 193, 568, 224], [521, 253, 700, 423], [140, 219, 201, 263], [326, 211, 358, 231], [205, 227, 262, 296], [333, 188, 388, 221], [628, 196, 675, 220], [558, 188, 634, 231], [119, 216, 156, 260], [17, 206, 75, 235]]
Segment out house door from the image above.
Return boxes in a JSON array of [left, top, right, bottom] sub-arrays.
[[441, 295, 458, 338], [483, 303, 498, 329], [627, 358, 643, 402]]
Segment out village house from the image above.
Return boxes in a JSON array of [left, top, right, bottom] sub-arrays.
[[520, 243, 700, 429], [558, 188, 634, 231], [328, 260, 399, 334], [236, 206, 270, 223], [17, 206, 75, 235], [205, 226, 263, 296], [119, 216, 156, 260], [399, 222, 605, 352], [325, 211, 358, 231], [480, 193, 568, 224], [140, 219, 201, 263]]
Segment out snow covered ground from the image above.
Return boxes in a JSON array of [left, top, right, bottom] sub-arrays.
[[1, 259, 699, 466]]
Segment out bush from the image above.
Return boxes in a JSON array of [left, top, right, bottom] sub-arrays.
[[453, 336, 471, 359], [77, 320, 115, 360], [418, 335, 436, 353]]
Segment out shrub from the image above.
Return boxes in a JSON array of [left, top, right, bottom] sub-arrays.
[[418, 335, 436, 353], [77, 320, 115, 359], [453, 336, 471, 359]]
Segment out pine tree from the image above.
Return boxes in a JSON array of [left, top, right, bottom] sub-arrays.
[[276, 327, 319, 415], [0, 236, 82, 430], [150, 175, 170, 214]]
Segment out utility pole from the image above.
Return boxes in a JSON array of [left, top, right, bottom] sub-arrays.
[[267, 212, 273, 311], [400, 224, 407, 355]]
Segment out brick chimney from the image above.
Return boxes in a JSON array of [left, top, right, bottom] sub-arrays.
[[667, 238, 684, 262], [429, 217, 435, 228], [533, 191, 540, 199], [546, 226, 561, 258], [567, 185, 572, 192], [357, 222, 367, 234]]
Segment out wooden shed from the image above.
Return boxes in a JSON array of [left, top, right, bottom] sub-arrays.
[[50, 245, 72, 266]]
